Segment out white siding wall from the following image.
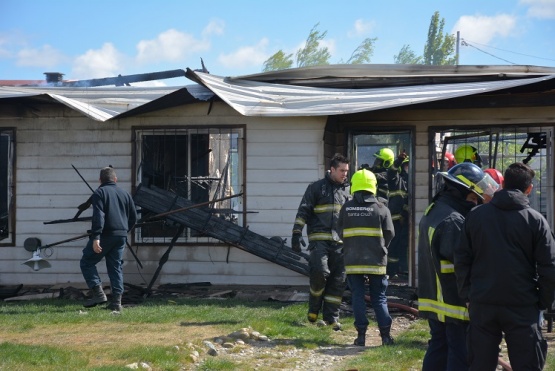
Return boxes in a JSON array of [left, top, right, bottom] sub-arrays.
[[0, 103, 325, 287]]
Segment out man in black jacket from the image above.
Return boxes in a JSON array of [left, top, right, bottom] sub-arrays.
[[455, 162, 555, 370], [81, 167, 137, 312], [292, 153, 350, 329]]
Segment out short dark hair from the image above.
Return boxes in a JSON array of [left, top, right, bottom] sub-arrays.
[[503, 162, 534, 192], [100, 167, 117, 183], [329, 153, 349, 169]]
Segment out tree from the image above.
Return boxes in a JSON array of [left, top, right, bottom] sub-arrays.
[[262, 23, 376, 71], [394, 45, 423, 64], [262, 50, 293, 72], [346, 37, 377, 64], [295, 23, 331, 68], [393, 11, 456, 65], [423, 11, 456, 65]]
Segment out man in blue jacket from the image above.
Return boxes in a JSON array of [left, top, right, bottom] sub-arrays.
[[455, 162, 555, 370], [81, 166, 137, 312]]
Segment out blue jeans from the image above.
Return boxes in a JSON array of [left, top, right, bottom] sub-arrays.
[[347, 274, 392, 329], [422, 319, 469, 371], [80, 236, 126, 296]]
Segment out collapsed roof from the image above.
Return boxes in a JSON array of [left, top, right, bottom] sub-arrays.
[[1, 64, 555, 122]]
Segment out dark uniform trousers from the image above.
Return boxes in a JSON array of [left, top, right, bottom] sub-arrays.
[[307, 241, 346, 323], [468, 303, 547, 371]]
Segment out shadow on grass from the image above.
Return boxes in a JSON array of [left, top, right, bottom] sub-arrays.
[[179, 320, 242, 326]]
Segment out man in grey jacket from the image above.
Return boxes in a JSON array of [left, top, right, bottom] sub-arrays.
[[455, 162, 555, 370], [81, 166, 137, 312]]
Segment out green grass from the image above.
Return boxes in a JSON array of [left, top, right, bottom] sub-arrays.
[[1, 298, 554, 370]]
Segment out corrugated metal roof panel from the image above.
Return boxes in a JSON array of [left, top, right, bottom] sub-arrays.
[[187, 71, 555, 117]]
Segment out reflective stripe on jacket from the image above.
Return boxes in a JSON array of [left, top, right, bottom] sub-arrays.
[[338, 193, 395, 275], [417, 193, 472, 324], [293, 172, 350, 243]]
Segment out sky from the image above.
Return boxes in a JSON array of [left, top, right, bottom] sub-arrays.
[[1, 0, 555, 86]]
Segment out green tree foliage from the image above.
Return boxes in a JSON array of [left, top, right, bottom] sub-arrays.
[[394, 45, 423, 64], [296, 23, 331, 68], [262, 50, 294, 72], [262, 23, 376, 71], [423, 11, 456, 65], [346, 37, 377, 64], [394, 11, 456, 65]]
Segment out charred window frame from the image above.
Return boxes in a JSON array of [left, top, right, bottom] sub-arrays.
[[133, 127, 244, 244], [429, 126, 553, 226], [0, 128, 15, 246]]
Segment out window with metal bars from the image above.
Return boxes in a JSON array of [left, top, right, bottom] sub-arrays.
[[0, 128, 14, 245], [134, 127, 244, 244], [430, 126, 553, 225]]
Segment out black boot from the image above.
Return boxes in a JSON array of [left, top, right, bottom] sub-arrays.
[[83, 285, 107, 308], [379, 326, 394, 346], [353, 327, 367, 346], [106, 294, 122, 312]]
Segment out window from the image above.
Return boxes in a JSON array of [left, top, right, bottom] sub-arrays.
[[430, 126, 553, 224], [134, 127, 244, 244], [0, 128, 14, 245]]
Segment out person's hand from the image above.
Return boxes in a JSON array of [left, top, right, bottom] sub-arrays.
[[93, 239, 102, 254], [393, 152, 408, 168], [291, 233, 306, 253]]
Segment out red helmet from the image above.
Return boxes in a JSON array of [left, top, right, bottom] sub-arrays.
[[443, 152, 456, 170], [484, 168, 504, 185]]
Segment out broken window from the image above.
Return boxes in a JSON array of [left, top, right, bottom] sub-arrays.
[[430, 126, 553, 225], [134, 127, 244, 244], [0, 128, 14, 245]]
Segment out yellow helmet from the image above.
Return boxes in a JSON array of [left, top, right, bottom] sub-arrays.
[[373, 148, 395, 168], [350, 169, 377, 195], [455, 145, 478, 164]]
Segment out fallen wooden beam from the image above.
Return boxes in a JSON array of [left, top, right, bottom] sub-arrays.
[[134, 184, 309, 276]]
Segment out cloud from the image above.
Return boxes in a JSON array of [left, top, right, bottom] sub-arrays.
[[202, 19, 225, 37], [348, 19, 376, 37], [71, 43, 123, 79], [218, 38, 270, 69], [452, 14, 517, 44], [520, 0, 555, 19], [136, 29, 210, 64], [15, 44, 67, 68]]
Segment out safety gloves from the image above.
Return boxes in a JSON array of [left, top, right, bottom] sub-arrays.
[[291, 232, 306, 252]]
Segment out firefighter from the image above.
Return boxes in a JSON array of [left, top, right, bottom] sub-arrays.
[[455, 162, 555, 370], [483, 168, 503, 203], [338, 169, 395, 346], [417, 162, 490, 370], [370, 147, 395, 201], [386, 151, 409, 276], [292, 153, 350, 330], [443, 151, 456, 170], [455, 144, 483, 168]]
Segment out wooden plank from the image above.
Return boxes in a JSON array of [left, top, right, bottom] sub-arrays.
[[134, 184, 309, 276]]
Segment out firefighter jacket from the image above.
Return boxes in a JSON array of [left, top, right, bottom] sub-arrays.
[[455, 188, 555, 310], [387, 168, 409, 223], [293, 172, 350, 243], [338, 192, 395, 275], [371, 166, 389, 201], [417, 190, 475, 323]]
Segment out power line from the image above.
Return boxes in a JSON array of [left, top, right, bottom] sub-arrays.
[[462, 38, 555, 63], [461, 40, 516, 64]]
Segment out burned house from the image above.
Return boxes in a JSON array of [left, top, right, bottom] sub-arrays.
[[1, 64, 554, 288]]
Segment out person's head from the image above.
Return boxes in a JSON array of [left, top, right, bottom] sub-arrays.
[[350, 169, 377, 195], [455, 145, 482, 167], [481, 169, 504, 203], [503, 162, 535, 194], [442, 152, 456, 171], [439, 162, 492, 205], [401, 156, 410, 173], [329, 153, 350, 184], [484, 168, 504, 186], [372, 148, 395, 169], [99, 166, 117, 184]]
